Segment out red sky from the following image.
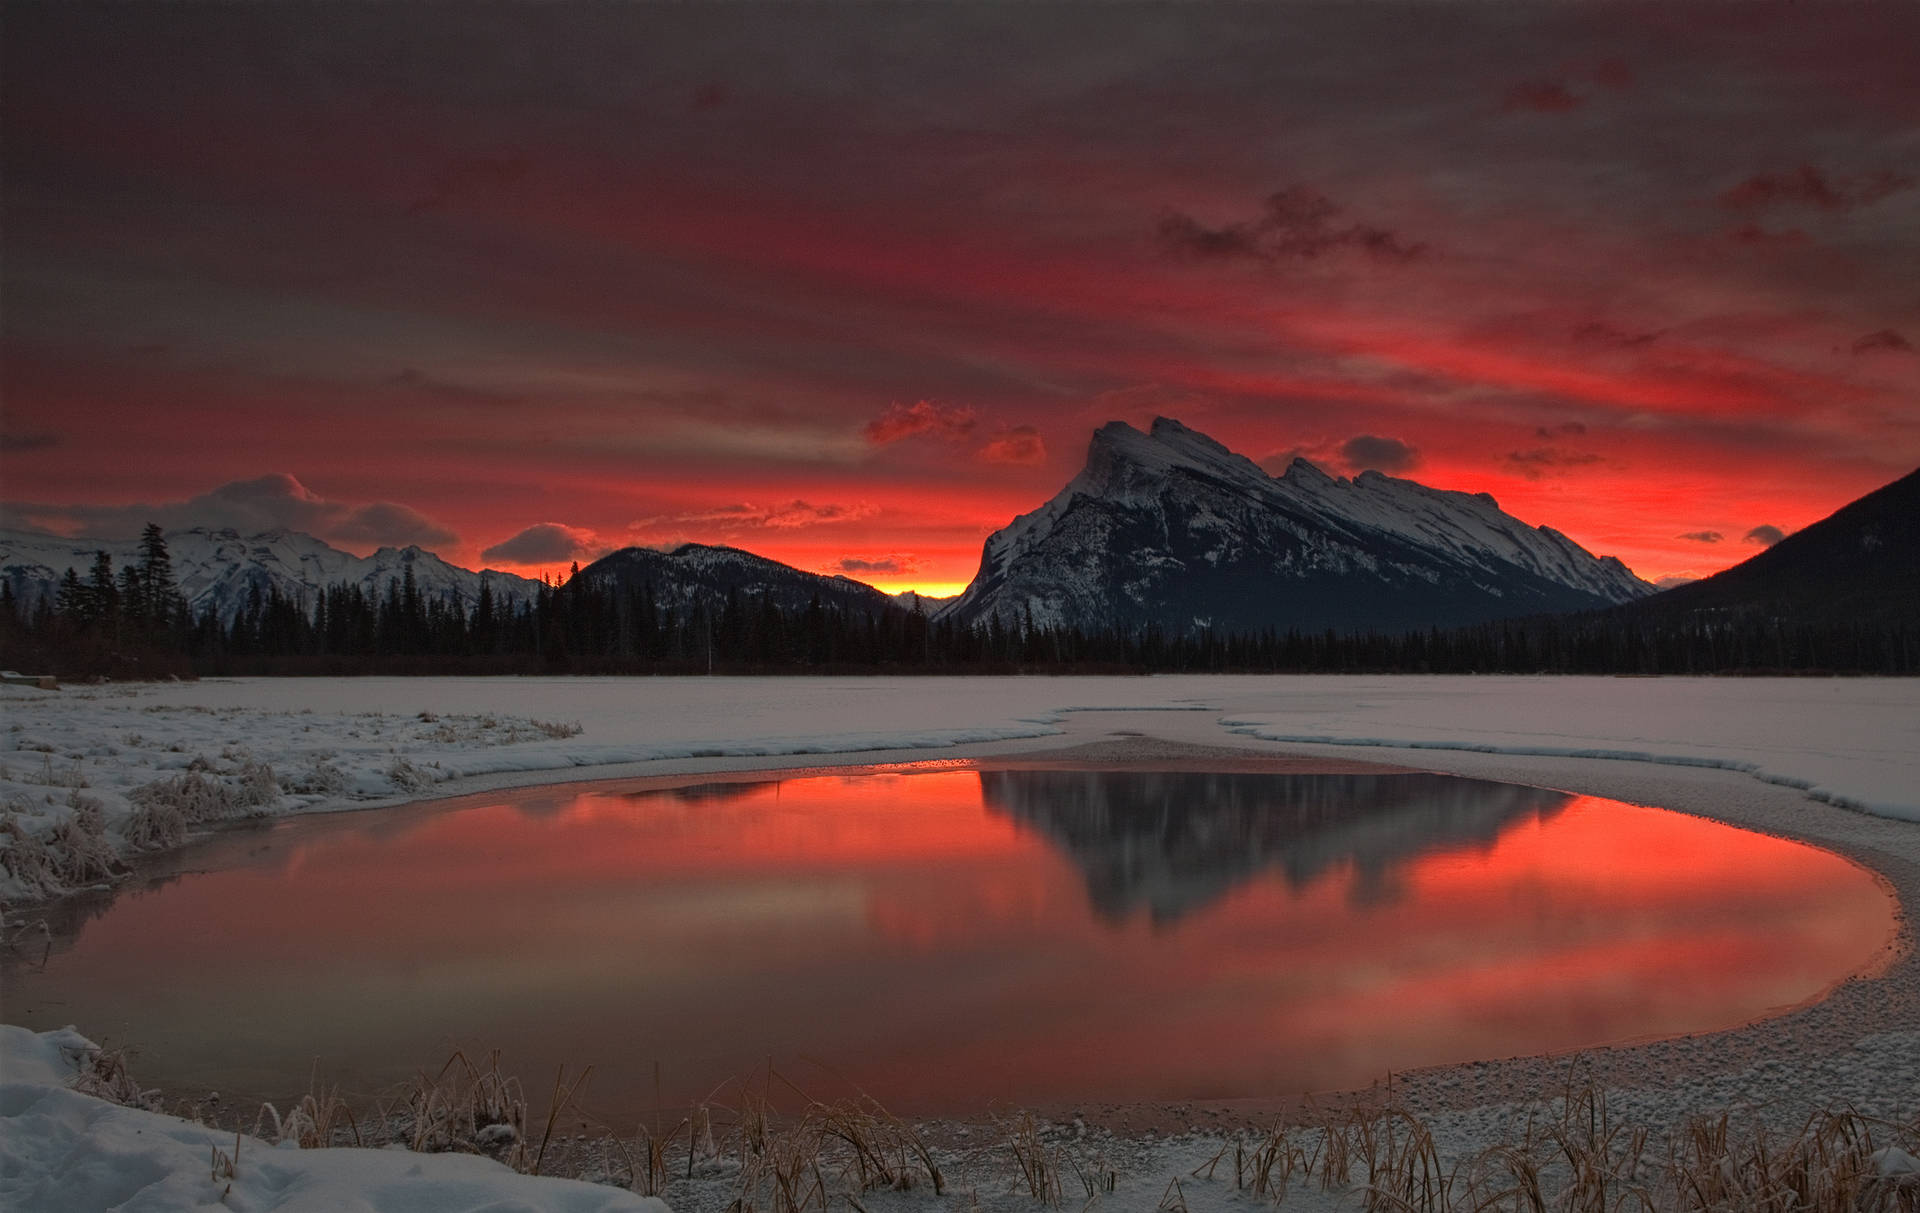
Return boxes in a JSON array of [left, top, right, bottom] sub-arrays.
[[3, 5, 1916, 594]]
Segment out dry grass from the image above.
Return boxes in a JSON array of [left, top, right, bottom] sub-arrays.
[[36, 1039, 1920, 1211], [1003, 1110, 1063, 1205], [1215, 1075, 1920, 1213]]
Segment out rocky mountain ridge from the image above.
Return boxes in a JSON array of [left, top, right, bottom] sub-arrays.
[[937, 417, 1652, 634]]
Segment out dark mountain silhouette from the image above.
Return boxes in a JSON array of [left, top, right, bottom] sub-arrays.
[[572, 543, 896, 616], [1633, 467, 1918, 626]]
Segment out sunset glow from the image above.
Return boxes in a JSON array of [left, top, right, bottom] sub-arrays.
[[3, 6, 1916, 592]]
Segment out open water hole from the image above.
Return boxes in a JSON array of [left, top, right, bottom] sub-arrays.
[[5, 768, 1895, 1121]]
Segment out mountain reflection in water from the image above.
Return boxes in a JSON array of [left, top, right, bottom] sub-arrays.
[[980, 771, 1568, 923], [5, 767, 1893, 1120]]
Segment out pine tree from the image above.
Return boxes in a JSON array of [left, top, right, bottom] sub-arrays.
[[57, 567, 87, 621], [136, 523, 183, 644], [88, 551, 119, 632]]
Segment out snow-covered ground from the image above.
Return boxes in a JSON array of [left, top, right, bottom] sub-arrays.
[[0, 1024, 665, 1213], [4, 675, 1916, 905]]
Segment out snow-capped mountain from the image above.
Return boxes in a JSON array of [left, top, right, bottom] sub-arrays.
[[573, 543, 898, 616], [0, 527, 542, 623], [937, 417, 1652, 633]]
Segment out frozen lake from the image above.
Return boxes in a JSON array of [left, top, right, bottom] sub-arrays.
[[7, 766, 1895, 1121]]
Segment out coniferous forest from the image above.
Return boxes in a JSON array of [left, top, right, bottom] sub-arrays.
[[3, 526, 1915, 679]]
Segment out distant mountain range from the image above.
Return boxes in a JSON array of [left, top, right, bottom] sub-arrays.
[[935, 417, 1652, 634], [570, 543, 898, 617], [9, 425, 1905, 641], [0, 527, 543, 625]]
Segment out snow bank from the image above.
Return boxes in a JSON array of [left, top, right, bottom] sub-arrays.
[[1213, 675, 1920, 822], [5, 674, 1916, 906], [0, 1025, 665, 1213]]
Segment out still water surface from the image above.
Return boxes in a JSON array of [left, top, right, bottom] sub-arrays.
[[8, 769, 1894, 1119]]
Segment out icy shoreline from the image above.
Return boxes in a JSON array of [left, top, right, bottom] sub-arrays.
[[5, 674, 1916, 908], [4, 674, 1917, 1210]]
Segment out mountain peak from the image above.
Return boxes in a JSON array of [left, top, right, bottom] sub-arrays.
[[1082, 416, 1273, 494], [1280, 457, 1337, 487], [939, 417, 1652, 633]]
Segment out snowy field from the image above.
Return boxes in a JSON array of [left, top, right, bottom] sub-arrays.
[[4, 674, 1918, 1210]]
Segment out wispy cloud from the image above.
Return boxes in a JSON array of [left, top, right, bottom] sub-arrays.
[[1718, 165, 1913, 213], [1852, 329, 1913, 356], [978, 425, 1047, 465], [632, 500, 877, 535], [864, 400, 977, 445], [1158, 186, 1424, 266], [1502, 447, 1605, 479]]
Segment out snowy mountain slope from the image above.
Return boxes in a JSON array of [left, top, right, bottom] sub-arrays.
[[937, 417, 1652, 633], [574, 543, 897, 616], [0, 527, 542, 623]]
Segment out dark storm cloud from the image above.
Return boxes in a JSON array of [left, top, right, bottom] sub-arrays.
[[1744, 524, 1787, 546], [1502, 447, 1606, 479], [1851, 329, 1913, 356], [3, 474, 457, 549], [1536, 422, 1588, 439], [1341, 435, 1420, 474], [1, 431, 62, 452], [480, 523, 602, 565], [1678, 531, 1723, 543], [1158, 187, 1424, 267]]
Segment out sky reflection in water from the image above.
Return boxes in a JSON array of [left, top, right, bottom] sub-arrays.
[[8, 770, 1894, 1119]]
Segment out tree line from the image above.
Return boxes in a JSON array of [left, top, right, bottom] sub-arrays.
[[3, 528, 1913, 677]]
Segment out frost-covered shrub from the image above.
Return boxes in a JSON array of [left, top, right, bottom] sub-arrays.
[[49, 792, 119, 884], [0, 811, 59, 899], [279, 759, 350, 797], [387, 757, 434, 793], [126, 760, 279, 847], [124, 799, 185, 851], [72, 1047, 161, 1111], [236, 759, 278, 806], [530, 719, 584, 740]]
